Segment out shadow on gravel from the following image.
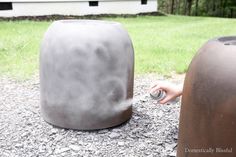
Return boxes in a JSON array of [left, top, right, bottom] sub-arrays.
[[48, 117, 133, 133]]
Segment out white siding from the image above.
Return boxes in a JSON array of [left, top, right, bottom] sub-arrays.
[[0, 0, 157, 17]]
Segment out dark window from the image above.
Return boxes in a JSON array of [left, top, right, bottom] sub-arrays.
[[0, 2, 13, 10], [141, 0, 147, 5], [89, 1, 99, 7]]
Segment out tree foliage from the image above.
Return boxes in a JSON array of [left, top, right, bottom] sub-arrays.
[[158, 0, 236, 18]]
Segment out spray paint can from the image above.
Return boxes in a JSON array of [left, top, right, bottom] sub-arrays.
[[150, 90, 166, 102]]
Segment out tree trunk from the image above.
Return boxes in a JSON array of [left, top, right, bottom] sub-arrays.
[[219, 0, 223, 16], [177, 0, 181, 14], [212, 0, 216, 12], [230, 8, 233, 18], [222, 0, 228, 17], [187, 0, 193, 15], [195, 0, 199, 16], [171, 0, 175, 14], [184, 0, 187, 15], [206, 0, 209, 12]]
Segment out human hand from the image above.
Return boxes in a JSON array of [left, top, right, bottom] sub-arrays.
[[149, 81, 183, 104]]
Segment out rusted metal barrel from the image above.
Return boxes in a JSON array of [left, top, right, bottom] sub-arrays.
[[40, 20, 134, 130], [177, 36, 236, 157]]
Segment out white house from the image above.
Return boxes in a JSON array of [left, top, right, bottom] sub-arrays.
[[0, 0, 157, 17]]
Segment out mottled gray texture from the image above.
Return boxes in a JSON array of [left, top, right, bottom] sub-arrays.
[[40, 20, 134, 130]]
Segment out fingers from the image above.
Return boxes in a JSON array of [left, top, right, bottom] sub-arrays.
[[159, 95, 173, 104], [149, 81, 162, 89], [149, 85, 161, 93], [148, 84, 157, 92], [149, 81, 166, 93]]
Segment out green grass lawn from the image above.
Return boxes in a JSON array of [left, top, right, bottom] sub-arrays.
[[1, 15, 236, 79]]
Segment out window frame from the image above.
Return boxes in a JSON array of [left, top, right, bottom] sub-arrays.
[[89, 1, 99, 7], [0, 2, 13, 10], [141, 0, 148, 5]]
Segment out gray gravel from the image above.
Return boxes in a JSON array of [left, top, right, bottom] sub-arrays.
[[0, 74, 184, 157]]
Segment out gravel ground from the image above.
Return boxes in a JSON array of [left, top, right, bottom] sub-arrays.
[[0, 74, 184, 157]]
